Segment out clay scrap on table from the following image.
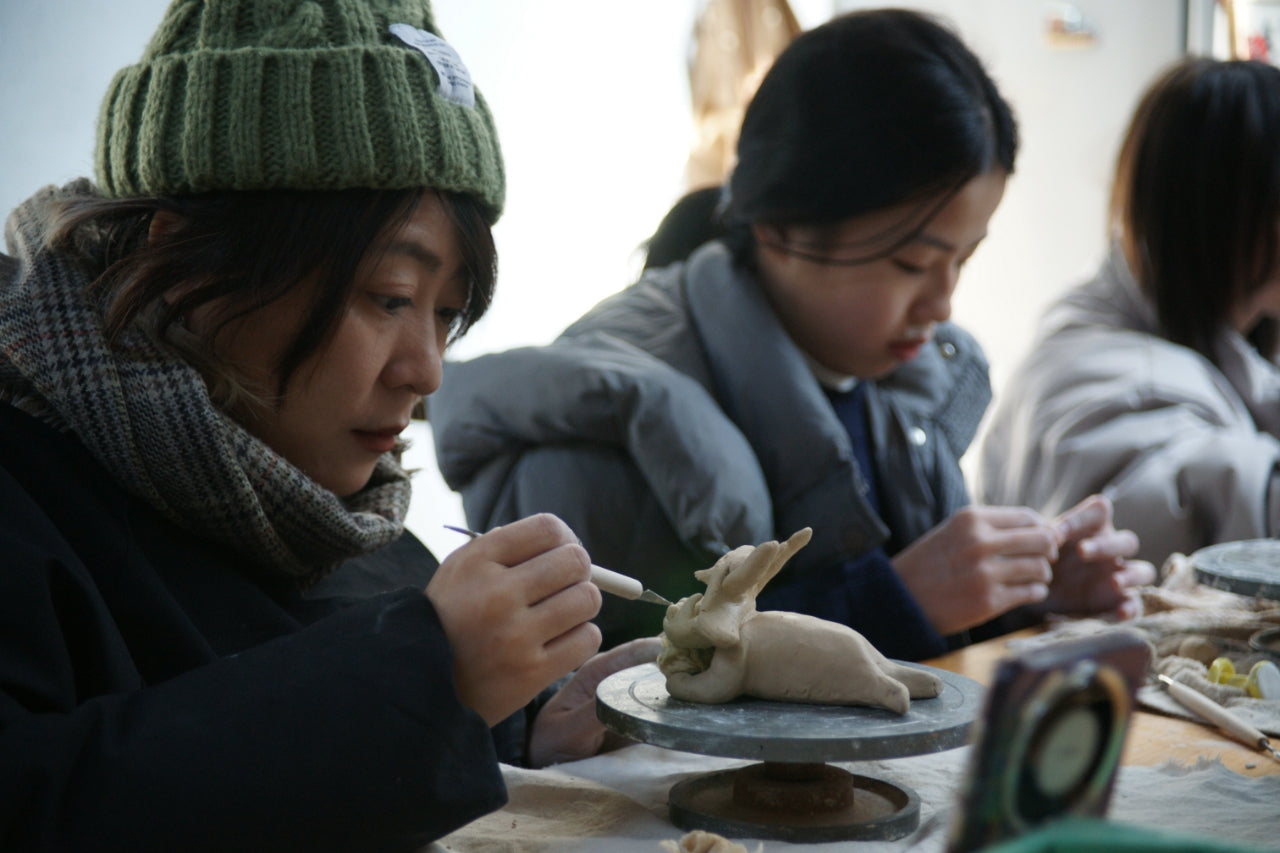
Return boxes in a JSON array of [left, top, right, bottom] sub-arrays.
[[660, 829, 763, 853], [656, 527, 941, 714]]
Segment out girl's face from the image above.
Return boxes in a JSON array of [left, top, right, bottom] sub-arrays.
[[1234, 230, 1280, 334], [753, 170, 1007, 379], [194, 194, 468, 497]]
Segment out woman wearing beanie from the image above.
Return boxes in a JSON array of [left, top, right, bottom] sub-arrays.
[[980, 58, 1280, 567], [0, 1, 656, 851], [430, 8, 1156, 657]]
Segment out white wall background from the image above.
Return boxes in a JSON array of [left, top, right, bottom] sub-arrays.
[[0, 1, 1187, 558]]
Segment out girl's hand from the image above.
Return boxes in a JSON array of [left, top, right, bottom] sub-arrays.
[[1043, 494, 1154, 620], [425, 514, 603, 726], [892, 505, 1058, 636], [528, 636, 663, 768]]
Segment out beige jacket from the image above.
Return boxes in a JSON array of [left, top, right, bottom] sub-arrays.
[[978, 247, 1280, 567]]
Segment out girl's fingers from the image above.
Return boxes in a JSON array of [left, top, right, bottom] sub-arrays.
[[473, 513, 580, 572], [1075, 529, 1140, 561], [525, 574, 602, 639], [514, 544, 596, 606], [1114, 559, 1157, 589], [978, 505, 1051, 529], [991, 526, 1060, 560], [539, 620, 604, 676], [994, 555, 1054, 585], [997, 581, 1050, 612], [1052, 494, 1112, 543]]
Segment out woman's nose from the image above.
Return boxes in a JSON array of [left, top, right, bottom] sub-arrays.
[[918, 266, 957, 323], [384, 326, 444, 396]]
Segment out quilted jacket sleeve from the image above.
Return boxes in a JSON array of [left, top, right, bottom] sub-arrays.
[[430, 334, 775, 565]]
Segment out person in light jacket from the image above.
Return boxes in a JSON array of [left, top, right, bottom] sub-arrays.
[[430, 9, 1154, 658], [979, 57, 1280, 569], [0, 2, 659, 851]]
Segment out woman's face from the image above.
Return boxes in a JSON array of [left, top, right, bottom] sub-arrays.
[[195, 194, 468, 497], [753, 170, 1007, 379], [1235, 230, 1280, 333]]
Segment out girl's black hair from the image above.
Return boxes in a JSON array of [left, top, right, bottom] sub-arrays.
[[645, 8, 1018, 270], [642, 186, 726, 271], [1112, 57, 1280, 360]]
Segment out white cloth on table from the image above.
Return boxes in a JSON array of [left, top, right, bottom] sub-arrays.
[[431, 742, 1280, 852]]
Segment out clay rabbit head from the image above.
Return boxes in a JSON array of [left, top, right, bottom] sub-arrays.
[[661, 528, 813, 649]]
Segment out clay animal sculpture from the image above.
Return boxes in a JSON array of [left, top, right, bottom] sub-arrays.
[[657, 527, 942, 714]]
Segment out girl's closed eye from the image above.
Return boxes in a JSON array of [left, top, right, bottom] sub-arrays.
[[891, 257, 926, 274], [371, 292, 414, 313]]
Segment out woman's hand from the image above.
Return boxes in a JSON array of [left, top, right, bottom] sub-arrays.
[[425, 514, 603, 726], [892, 505, 1058, 636], [1042, 494, 1155, 620], [527, 636, 663, 768]]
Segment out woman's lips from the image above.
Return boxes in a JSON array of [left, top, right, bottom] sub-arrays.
[[353, 429, 401, 454], [888, 339, 928, 361]]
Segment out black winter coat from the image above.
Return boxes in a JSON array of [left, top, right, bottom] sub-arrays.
[[0, 403, 512, 852]]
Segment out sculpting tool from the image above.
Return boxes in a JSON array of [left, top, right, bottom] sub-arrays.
[[1157, 674, 1280, 762], [443, 525, 673, 606]]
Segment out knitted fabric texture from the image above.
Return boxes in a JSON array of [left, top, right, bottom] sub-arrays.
[[96, 0, 505, 222], [0, 182, 411, 582]]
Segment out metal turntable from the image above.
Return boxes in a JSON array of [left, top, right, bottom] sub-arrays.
[[1191, 539, 1280, 600], [596, 661, 984, 843]]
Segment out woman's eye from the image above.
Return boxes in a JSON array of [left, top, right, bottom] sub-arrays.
[[891, 258, 926, 274], [372, 293, 413, 313]]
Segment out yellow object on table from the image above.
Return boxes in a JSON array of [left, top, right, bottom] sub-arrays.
[[1206, 657, 1247, 689], [1246, 660, 1280, 699]]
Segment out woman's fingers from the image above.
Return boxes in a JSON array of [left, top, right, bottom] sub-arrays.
[[1114, 558, 1157, 590], [425, 513, 604, 725], [993, 555, 1054, 586], [974, 505, 1050, 528], [540, 619, 605, 677], [994, 580, 1051, 612], [955, 505, 1060, 560], [990, 526, 1060, 560], [1072, 528, 1140, 561], [1052, 494, 1112, 544]]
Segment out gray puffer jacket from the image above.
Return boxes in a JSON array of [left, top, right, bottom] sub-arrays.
[[430, 242, 991, 648], [979, 246, 1280, 566]]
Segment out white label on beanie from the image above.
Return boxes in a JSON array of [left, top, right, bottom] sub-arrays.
[[389, 23, 476, 109]]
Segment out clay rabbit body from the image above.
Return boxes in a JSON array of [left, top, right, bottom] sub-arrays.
[[658, 529, 942, 714]]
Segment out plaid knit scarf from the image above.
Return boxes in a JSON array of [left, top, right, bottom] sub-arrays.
[[0, 182, 410, 583]]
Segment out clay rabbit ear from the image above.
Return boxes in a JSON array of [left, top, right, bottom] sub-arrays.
[[748, 528, 813, 596], [717, 540, 783, 599], [698, 545, 753, 602]]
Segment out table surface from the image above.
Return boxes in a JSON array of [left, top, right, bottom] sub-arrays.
[[925, 629, 1280, 778]]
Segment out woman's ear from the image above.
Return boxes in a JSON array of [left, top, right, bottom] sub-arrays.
[[148, 209, 185, 246]]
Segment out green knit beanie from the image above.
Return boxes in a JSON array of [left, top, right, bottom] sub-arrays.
[[95, 0, 505, 222]]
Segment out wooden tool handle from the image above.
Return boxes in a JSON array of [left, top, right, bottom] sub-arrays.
[[1159, 675, 1268, 749]]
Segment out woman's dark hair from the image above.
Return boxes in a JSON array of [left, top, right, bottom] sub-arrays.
[[47, 187, 496, 404], [678, 8, 1016, 267], [643, 186, 727, 271], [1112, 57, 1280, 360]]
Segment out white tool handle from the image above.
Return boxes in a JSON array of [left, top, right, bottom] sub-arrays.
[[445, 525, 648, 602], [1160, 675, 1269, 749], [589, 564, 644, 600]]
